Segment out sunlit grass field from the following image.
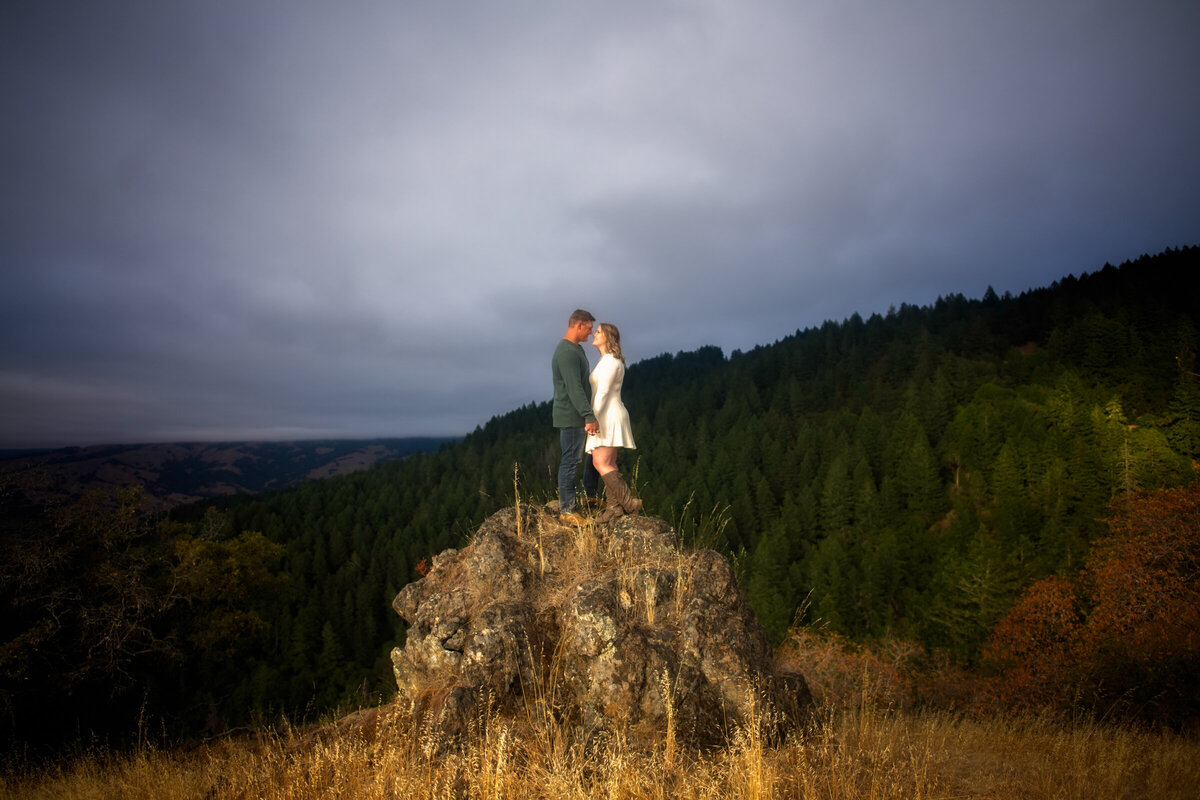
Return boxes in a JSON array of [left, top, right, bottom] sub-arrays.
[[3, 702, 1197, 800]]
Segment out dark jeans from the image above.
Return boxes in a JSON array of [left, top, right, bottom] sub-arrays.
[[558, 427, 599, 512]]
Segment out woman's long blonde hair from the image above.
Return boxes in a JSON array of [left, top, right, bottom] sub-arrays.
[[598, 322, 625, 363]]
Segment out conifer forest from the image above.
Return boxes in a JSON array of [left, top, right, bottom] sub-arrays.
[[3, 247, 1198, 752]]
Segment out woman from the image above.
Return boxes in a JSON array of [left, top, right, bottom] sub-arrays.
[[585, 322, 642, 522]]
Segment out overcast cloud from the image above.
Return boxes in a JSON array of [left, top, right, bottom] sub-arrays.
[[2, 1, 1198, 448]]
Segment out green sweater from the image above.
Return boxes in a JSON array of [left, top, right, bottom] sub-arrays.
[[551, 338, 596, 428]]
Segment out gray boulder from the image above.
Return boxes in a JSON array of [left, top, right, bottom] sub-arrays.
[[391, 504, 810, 748]]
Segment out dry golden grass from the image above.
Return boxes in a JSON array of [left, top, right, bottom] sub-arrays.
[[4, 703, 1197, 800]]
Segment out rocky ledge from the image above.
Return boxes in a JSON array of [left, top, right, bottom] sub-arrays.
[[390, 505, 811, 749]]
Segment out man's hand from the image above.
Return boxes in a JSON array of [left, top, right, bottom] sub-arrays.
[[585, 422, 599, 435]]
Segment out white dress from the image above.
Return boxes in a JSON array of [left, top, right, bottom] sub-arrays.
[[585, 353, 636, 452]]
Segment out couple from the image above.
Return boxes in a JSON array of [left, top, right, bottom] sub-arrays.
[[552, 309, 641, 525]]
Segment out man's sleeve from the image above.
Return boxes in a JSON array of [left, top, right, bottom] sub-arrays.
[[561, 350, 596, 423]]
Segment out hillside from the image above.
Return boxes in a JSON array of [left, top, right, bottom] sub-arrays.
[[0, 437, 458, 511], [3, 246, 1198, 753], [208, 247, 1197, 723]]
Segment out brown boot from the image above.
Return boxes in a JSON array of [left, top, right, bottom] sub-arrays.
[[599, 471, 642, 522]]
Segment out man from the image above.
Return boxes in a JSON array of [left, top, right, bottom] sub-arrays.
[[552, 309, 600, 523]]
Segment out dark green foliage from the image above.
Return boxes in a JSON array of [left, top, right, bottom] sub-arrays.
[[0, 491, 286, 755]]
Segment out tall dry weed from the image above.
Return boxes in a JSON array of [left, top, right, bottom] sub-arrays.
[[5, 703, 1199, 800]]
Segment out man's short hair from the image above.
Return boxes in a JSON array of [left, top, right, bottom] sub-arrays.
[[568, 309, 596, 327]]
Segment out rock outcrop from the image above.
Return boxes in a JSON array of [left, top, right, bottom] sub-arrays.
[[390, 504, 811, 748]]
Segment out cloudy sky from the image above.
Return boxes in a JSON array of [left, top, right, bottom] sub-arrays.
[[2, 1, 1198, 449]]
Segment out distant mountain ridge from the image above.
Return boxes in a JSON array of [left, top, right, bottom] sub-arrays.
[[0, 437, 458, 511]]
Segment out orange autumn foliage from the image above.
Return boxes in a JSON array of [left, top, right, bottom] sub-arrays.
[[982, 482, 1200, 723], [1087, 486, 1200, 663], [981, 575, 1082, 710]]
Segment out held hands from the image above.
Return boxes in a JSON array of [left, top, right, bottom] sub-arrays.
[[585, 422, 599, 436]]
